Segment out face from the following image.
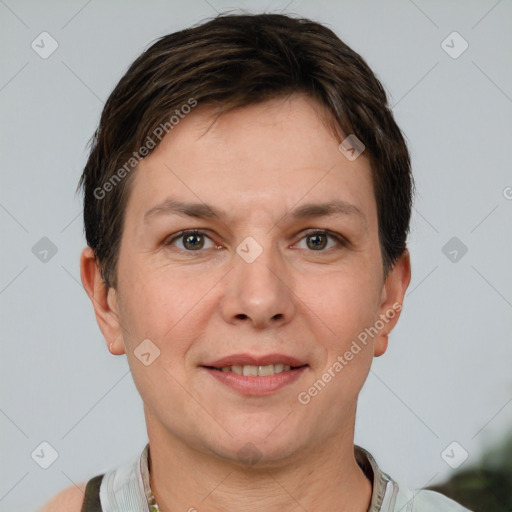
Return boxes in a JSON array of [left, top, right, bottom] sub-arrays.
[[82, 94, 410, 467]]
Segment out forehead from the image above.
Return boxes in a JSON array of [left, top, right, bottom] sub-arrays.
[[125, 95, 376, 228]]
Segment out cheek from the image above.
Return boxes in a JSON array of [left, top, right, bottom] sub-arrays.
[[297, 263, 382, 343], [116, 271, 200, 411], [116, 267, 181, 348], [116, 260, 221, 362]]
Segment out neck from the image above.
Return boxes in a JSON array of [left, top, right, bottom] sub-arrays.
[[146, 414, 372, 512]]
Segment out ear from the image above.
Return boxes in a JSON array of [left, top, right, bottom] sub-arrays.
[[373, 249, 411, 357], [80, 247, 126, 355]]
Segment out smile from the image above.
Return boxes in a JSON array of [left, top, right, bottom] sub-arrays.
[[209, 363, 304, 376], [201, 364, 308, 396]]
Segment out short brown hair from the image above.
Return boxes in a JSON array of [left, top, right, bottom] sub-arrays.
[[78, 12, 413, 289]]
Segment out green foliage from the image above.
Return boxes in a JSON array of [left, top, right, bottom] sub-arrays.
[[428, 435, 512, 511]]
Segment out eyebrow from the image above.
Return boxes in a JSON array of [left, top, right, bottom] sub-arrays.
[[143, 198, 366, 224]]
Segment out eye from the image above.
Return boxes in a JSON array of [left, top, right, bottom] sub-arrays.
[[165, 230, 217, 251], [164, 229, 347, 253], [295, 230, 346, 251]]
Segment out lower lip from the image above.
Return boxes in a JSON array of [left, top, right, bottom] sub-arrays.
[[202, 367, 308, 396]]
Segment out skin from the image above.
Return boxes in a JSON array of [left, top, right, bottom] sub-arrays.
[[76, 94, 410, 512]]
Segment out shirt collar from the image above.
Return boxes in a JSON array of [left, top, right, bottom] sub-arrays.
[[354, 445, 399, 511], [139, 443, 398, 511]]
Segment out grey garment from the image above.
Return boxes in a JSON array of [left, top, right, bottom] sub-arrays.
[[99, 443, 472, 512], [354, 446, 473, 511]]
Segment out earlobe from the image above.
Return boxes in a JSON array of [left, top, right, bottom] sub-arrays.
[[373, 250, 411, 358], [80, 247, 126, 355], [373, 334, 388, 357]]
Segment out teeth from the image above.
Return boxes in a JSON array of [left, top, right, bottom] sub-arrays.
[[257, 364, 274, 377], [243, 365, 259, 377], [218, 363, 296, 376]]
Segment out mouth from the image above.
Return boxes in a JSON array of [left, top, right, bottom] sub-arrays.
[[203, 363, 308, 377], [200, 354, 309, 395]]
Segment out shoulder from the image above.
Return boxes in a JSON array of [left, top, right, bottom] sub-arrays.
[[354, 447, 472, 512], [38, 482, 87, 512], [400, 487, 473, 511]]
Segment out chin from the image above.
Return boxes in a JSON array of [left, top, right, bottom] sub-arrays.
[[203, 421, 310, 468]]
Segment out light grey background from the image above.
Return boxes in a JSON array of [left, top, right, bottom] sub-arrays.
[[1, 0, 511, 510]]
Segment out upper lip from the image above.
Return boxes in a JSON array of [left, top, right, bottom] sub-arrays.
[[203, 353, 308, 368]]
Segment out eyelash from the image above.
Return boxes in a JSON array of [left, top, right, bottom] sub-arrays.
[[164, 229, 348, 253]]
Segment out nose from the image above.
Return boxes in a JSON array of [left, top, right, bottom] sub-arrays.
[[221, 243, 295, 329]]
